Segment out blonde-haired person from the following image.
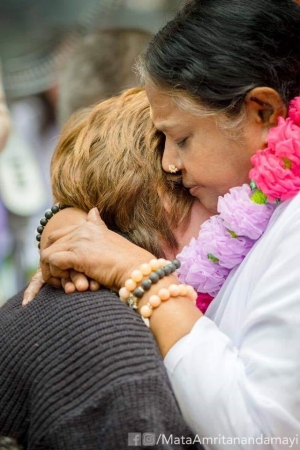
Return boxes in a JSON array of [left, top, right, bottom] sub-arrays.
[[24, 87, 207, 298], [51, 87, 195, 257], [0, 88, 205, 450]]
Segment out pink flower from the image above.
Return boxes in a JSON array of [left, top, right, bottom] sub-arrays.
[[218, 184, 275, 239], [250, 117, 300, 202], [196, 293, 214, 314], [289, 96, 300, 126], [267, 117, 300, 156]]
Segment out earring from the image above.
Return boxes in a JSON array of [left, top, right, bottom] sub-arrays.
[[168, 164, 179, 173]]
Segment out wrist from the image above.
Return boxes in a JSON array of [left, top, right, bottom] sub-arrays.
[[147, 295, 202, 357], [40, 207, 87, 251], [136, 273, 179, 311], [119, 257, 202, 357], [117, 250, 156, 289], [119, 259, 181, 307], [136, 275, 202, 357]]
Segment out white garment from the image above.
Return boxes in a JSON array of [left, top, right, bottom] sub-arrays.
[[165, 193, 300, 449]]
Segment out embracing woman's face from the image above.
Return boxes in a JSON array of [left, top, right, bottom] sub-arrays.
[[146, 85, 262, 214]]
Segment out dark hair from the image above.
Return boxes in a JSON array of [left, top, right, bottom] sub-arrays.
[[141, 0, 300, 115]]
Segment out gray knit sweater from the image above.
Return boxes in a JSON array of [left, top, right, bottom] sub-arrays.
[[0, 285, 202, 450]]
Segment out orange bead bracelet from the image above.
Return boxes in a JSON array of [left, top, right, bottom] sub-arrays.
[[140, 283, 197, 327]]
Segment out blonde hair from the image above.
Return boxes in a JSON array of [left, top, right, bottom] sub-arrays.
[[51, 87, 193, 257]]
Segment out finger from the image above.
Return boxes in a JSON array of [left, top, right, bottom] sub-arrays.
[[46, 277, 63, 289], [89, 280, 101, 291], [41, 249, 77, 273], [62, 278, 76, 294], [22, 268, 45, 306], [49, 263, 70, 279], [44, 225, 78, 249], [41, 250, 71, 278], [40, 261, 52, 284], [70, 270, 89, 292], [41, 255, 70, 280], [87, 207, 107, 226]]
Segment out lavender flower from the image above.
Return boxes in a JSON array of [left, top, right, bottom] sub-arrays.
[[218, 184, 275, 240], [178, 237, 230, 297], [199, 215, 254, 269], [177, 188, 275, 299]]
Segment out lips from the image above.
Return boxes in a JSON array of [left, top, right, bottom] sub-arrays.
[[183, 182, 199, 196], [183, 181, 197, 190]]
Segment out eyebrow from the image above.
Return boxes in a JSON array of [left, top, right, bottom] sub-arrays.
[[153, 122, 179, 133]]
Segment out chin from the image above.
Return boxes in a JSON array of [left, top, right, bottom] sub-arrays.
[[197, 196, 218, 216]]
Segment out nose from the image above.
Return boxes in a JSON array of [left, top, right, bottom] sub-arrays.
[[161, 137, 182, 173]]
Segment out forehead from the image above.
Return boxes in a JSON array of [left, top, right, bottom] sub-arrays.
[[146, 84, 186, 131]]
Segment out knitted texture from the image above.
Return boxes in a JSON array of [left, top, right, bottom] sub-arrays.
[[0, 286, 201, 450]]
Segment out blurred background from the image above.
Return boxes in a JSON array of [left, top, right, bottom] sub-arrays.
[[0, 0, 185, 304]]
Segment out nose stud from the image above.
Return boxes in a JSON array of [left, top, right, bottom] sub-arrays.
[[168, 164, 179, 173]]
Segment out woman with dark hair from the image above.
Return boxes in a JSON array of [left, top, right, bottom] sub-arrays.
[[35, 0, 300, 447]]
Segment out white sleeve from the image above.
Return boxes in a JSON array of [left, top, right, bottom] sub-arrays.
[[164, 214, 300, 449]]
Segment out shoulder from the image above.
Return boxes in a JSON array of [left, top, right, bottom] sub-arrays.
[[1, 284, 145, 330], [0, 285, 158, 367], [0, 286, 166, 442], [267, 192, 300, 233]]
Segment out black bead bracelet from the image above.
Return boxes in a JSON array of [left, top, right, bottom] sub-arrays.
[[35, 204, 70, 249], [126, 259, 181, 309]]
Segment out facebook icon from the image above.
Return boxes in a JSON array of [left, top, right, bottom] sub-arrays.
[[128, 433, 142, 446]]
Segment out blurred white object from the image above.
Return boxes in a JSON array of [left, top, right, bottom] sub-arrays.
[[0, 131, 46, 216], [125, 0, 164, 11], [0, 62, 11, 152]]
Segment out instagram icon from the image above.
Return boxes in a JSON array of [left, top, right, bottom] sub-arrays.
[[142, 433, 156, 446]]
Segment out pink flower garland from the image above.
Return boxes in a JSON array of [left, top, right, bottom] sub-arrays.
[[178, 96, 300, 313]]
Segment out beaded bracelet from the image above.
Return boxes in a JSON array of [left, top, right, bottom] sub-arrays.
[[119, 258, 180, 308], [140, 283, 197, 327], [35, 203, 70, 249], [119, 258, 197, 327]]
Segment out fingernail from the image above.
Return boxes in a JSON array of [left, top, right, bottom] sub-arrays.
[[22, 298, 28, 306]]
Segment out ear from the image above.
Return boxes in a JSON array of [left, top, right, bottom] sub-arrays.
[[244, 87, 287, 127]]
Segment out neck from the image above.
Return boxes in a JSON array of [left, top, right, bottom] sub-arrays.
[[163, 200, 212, 259]]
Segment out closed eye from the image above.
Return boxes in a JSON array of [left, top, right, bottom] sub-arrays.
[[177, 137, 188, 148]]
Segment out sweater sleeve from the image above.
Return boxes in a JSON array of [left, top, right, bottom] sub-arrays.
[[164, 207, 300, 449], [0, 287, 200, 450]]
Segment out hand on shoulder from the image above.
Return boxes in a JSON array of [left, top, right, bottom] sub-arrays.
[[41, 208, 153, 292]]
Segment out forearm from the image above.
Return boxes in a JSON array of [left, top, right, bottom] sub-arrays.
[[136, 274, 202, 357], [164, 317, 264, 446], [151, 297, 202, 357]]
